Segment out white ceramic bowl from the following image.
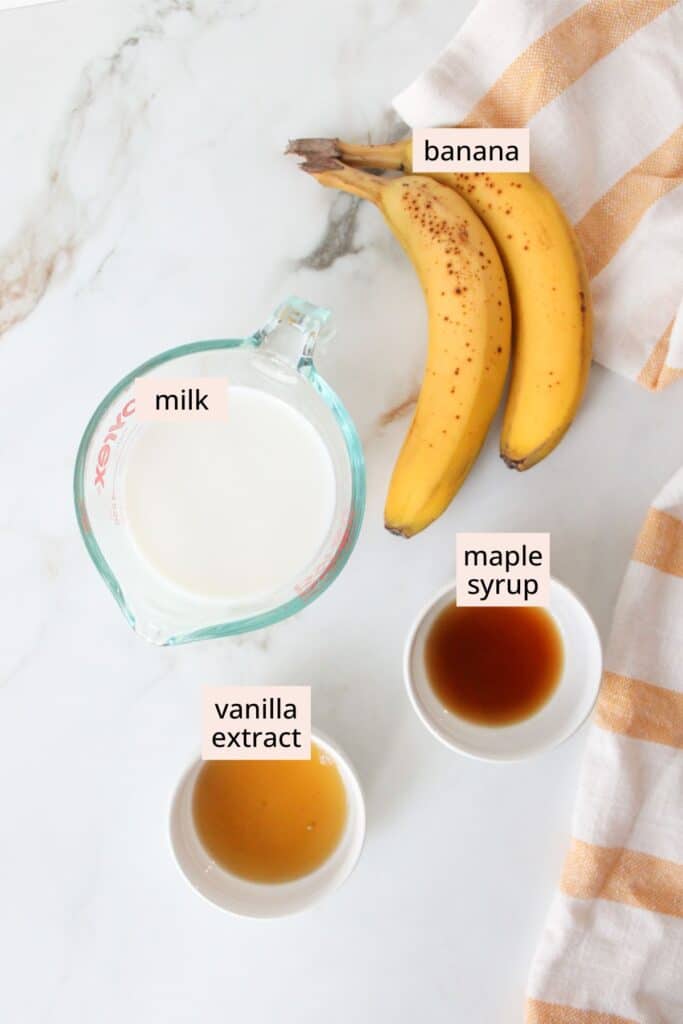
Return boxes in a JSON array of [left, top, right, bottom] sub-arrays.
[[404, 579, 602, 762], [169, 731, 365, 917]]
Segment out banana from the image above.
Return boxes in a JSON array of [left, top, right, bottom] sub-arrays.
[[292, 156, 511, 537], [289, 138, 592, 470]]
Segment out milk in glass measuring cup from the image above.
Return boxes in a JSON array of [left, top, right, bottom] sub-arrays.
[[74, 299, 365, 645]]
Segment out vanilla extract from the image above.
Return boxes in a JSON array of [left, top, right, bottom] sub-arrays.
[[213, 696, 297, 721], [211, 726, 303, 750], [193, 743, 348, 883]]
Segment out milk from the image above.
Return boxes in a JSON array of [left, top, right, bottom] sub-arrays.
[[123, 387, 336, 601]]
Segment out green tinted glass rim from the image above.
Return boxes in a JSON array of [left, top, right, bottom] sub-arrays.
[[73, 337, 366, 645]]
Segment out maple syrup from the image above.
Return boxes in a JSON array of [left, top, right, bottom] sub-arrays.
[[424, 603, 563, 726], [192, 742, 347, 883]]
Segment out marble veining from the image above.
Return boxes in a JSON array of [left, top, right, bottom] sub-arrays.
[[296, 194, 363, 271], [0, 0, 256, 337]]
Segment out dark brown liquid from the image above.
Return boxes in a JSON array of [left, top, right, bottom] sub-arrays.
[[424, 603, 563, 726]]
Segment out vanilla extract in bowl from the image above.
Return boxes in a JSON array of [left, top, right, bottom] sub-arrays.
[[424, 603, 564, 726], [192, 743, 348, 884]]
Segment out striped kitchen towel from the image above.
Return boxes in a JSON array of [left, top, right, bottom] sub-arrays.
[[393, 0, 683, 390], [526, 466, 683, 1021]]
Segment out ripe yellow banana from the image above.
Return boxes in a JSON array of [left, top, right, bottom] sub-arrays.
[[292, 156, 511, 537], [290, 138, 592, 470]]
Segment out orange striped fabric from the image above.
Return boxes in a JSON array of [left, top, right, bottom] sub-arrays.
[[561, 839, 683, 917], [636, 321, 683, 391], [575, 126, 683, 280], [527, 1001, 638, 1024], [462, 0, 678, 129], [632, 507, 683, 577], [525, 469, 683, 1020], [595, 672, 683, 747]]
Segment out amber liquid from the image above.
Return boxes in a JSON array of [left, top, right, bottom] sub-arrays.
[[192, 743, 347, 883], [424, 603, 564, 726]]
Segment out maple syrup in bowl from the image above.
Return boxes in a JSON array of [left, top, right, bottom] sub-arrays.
[[404, 579, 602, 761], [425, 604, 564, 727]]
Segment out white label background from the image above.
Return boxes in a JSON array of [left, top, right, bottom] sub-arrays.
[[413, 128, 530, 173], [202, 686, 312, 760], [455, 532, 550, 607]]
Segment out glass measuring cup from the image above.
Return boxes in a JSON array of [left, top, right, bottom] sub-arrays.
[[74, 298, 365, 645]]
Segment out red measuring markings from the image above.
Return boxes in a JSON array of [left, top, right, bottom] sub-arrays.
[[94, 399, 136, 489]]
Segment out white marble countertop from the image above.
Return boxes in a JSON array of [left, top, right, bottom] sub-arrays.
[[1, 2, 682, 1021]]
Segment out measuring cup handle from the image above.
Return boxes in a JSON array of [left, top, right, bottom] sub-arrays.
[[252, 297, 334, 369]]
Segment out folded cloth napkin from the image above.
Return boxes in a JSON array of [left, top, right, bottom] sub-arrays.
[[526, 467, 683, 1023], [393, 0, 683, 390]]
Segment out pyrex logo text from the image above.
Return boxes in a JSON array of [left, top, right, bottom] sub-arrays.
[[94, 399, 135, 489]]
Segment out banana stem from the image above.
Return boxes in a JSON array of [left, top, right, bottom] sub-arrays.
[[287, 143, 385, 204], [337, 139, 409, 173], [312, 163, 384, 203], [287, 136, 409, 175]]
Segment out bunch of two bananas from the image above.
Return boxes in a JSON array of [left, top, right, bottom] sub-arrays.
[[288, 136, 592, 538]]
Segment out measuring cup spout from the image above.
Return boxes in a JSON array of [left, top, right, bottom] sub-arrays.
[[252, 297, 334, 369]]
